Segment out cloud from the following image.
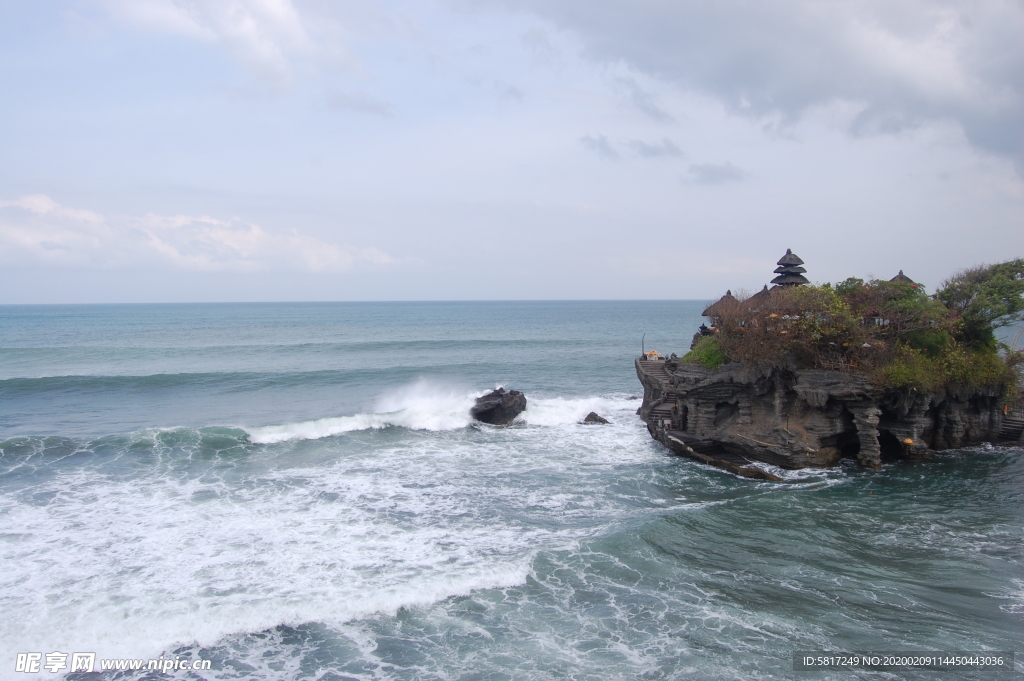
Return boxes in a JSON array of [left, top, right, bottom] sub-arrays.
[[629, 137, 684, 158], [326, 91, 393, 116], [580, 134, 618, 160], [0, 194, 105, 223], [521, 26, 559, 62], [495, 81, 525, 101], [612, 75, 673, 123], [472, 0, 1024, 173], [103, 0, 311, 87], [0, 195, 393, 273], [687, 162, 746, 184], [357, 247, 396, 265]]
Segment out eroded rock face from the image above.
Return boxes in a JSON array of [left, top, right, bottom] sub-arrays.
[[471, 388, 527, 425], [636, 357, 1006, 470]]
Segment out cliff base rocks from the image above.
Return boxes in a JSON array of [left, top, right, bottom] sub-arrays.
[[637, 356, 1016, 478]]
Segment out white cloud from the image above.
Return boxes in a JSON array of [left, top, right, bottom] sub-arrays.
[[0, 194, 105, 223], [0, 195, 393, 273], [103, 0, 311, 87], [357, 247, 397, 265]]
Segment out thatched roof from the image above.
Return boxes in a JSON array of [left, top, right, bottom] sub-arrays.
[[745, 284, 774, 308], [776, 248, 804, 266], [702, 290, 738, 317], [889, 270, 917, 285], [770, 272, 811, 286]]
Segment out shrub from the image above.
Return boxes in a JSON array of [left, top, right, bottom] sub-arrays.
[[874, 347, 941, 391], [903, 329, 950, 358], [871, 340, 1013, 392], [940, 341, 1014, 389], [683, 336, 726, 369]]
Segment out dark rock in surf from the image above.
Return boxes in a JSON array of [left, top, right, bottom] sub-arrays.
[[471, 388, 527, 425], [582, 412, 610, 425]]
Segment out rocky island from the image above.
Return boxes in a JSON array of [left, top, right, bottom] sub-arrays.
[[637, 251, 1024, 480]]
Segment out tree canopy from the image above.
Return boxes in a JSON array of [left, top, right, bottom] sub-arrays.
[[685, 258, 1024, 392], [935, 259, 1024, 349]]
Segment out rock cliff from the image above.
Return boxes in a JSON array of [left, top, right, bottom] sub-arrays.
[[636, 356, 1016, 473]]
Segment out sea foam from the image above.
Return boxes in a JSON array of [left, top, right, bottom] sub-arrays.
[[0, 402, 645, 674], [245, 385, 635, 444], [245, 381, 482, 443]]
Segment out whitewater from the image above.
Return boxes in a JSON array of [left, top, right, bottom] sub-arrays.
[[1, 302, 1021, 680]]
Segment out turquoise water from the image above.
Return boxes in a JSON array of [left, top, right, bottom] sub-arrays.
[[1, 302, 1021, 680]]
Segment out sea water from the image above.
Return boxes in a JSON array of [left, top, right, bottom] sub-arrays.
[[1, 302, 1021, 681]]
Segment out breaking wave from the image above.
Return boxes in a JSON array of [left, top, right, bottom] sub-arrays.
[[245, 381, 484, 443], [245, 384, 637, 444]]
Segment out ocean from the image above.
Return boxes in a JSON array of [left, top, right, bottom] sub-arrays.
[[1, 301, 1021, 680]]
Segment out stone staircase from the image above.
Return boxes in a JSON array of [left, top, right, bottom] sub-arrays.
[[639, 358, 670, 382], [998, 416, 1024, 443], [648, 402, 675, 425]]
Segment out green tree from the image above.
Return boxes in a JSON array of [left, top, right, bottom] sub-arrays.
[[935, 259, 1024, 350]]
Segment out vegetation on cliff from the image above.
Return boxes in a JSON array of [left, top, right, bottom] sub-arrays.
[[684, 259, 1024, 393], [685, 336, 726, 370]]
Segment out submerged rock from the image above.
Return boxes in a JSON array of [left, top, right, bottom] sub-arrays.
[[582, 412, 610, 425], [471, 388, 527, 425]]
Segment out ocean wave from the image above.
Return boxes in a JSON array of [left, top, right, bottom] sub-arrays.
[[245, 381, 483, 443], [0, 339, 577, 382], [245, 391, 639, 444], [0, 367, 450, 393], [520, 395, 633, 427], [1, 390, 642, 456]]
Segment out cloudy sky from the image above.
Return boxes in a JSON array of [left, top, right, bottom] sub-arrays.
[[1, 0, 1022, 303]]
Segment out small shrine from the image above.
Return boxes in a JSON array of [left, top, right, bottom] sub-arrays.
[[890, 270, 918, 286]]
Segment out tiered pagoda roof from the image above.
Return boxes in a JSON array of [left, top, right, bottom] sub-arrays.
[[701, 249, 810, 323], [770, 249, 809, 287]]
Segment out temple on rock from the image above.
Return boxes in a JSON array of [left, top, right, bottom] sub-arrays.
[[697, 249, 923, 341], [704, 248, 809, 316], [694, 248, 808, 347], [638, 248, 1021, 479]]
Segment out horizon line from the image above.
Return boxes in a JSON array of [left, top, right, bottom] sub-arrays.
[[0, 298, 718, 307]]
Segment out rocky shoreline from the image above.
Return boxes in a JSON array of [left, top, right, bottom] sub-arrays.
[[636, 355, 1024, 479]]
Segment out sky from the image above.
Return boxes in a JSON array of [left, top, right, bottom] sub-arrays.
[[1, 0, 1022, 303]]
